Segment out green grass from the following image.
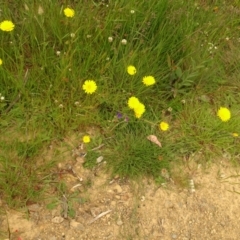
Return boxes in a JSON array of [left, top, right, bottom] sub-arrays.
[[0, 0, 240, 208]]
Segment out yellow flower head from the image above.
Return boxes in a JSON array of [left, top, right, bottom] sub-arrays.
[[217, 107, 231, 122], [159, 121, 169, 131], [134, 103, 146, 118], [64, 7, 75, 18], [0, 59, 3, 65], [128, 97, 140, 109], [82, 80, 97, 94], [0, 20, 15, 32], [232, 133, 239, 137], [127, 65, 137, 75], [82, 135, 91, 143], [143, 76, 156, 86]]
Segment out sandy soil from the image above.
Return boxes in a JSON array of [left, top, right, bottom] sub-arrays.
[[1, 150, 240, 240]]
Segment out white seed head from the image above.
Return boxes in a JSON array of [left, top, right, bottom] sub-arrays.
[[70, 33, 75, 38], [130, 10, 135, 14], [108, 36, 113, 42], [121, 39, 127, 45], [56, 51, 61, 56], [0, 96, 5, 101]]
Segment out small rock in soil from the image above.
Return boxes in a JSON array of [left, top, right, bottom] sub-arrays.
[[171, 233, 178, 239], [113, 184, 122, 194], [70, 220, 85, 231], [51, 216, 64, 224], [117, 219, 123, 225]]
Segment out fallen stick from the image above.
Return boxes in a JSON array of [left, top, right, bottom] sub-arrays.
[[88, 209, 112, 224]]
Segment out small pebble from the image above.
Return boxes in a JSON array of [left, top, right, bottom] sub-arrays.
[[51, 216, 64, 224], [117, 219, 123, 225], [96, 156, 104, 163], [171, 233, 178, 239], [113, 184, 122, 194]]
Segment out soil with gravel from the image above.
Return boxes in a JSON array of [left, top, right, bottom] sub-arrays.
[[1, 148, 240, 240]]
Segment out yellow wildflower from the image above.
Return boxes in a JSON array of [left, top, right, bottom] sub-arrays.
[[82, 80, 97, 94], [64, 7, 75, 18], [127, 65, 136, 75], [128, 97, 140, 109], [134, 103, 146, 118], [0, 59, 2, 65], [232, 133, 239, 137], [159, 121, 169, 131], [0, 20, 15, 32], [217, 107, 231, 122], [82, 135, 91, 143], [142, 76, 156, 86]]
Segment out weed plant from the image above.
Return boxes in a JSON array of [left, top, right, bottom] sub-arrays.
[[0, 0, 240, 207]]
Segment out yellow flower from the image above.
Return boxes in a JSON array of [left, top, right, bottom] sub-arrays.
[[128, 97, 140, 109], [232, 133, 239, 137], [64, 7, 75, 18], [159, 121, 169, 131], [82, 135, 91, 143], [0, 20, 15, 32], [82, 80, 97, 94], [0, 59, 2, 65], [134, 103, 146, 118], [217, 107, 231, 122], [127, 65, 136, 75], [143, 76, 156, 86]]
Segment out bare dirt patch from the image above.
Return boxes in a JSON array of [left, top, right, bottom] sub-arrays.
[[1, 151, 240, 240]]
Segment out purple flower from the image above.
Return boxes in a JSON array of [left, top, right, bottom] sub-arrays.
[[116, 112, 123, 119]]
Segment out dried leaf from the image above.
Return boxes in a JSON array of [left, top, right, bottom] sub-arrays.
[[147, 135, 162, 147]]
